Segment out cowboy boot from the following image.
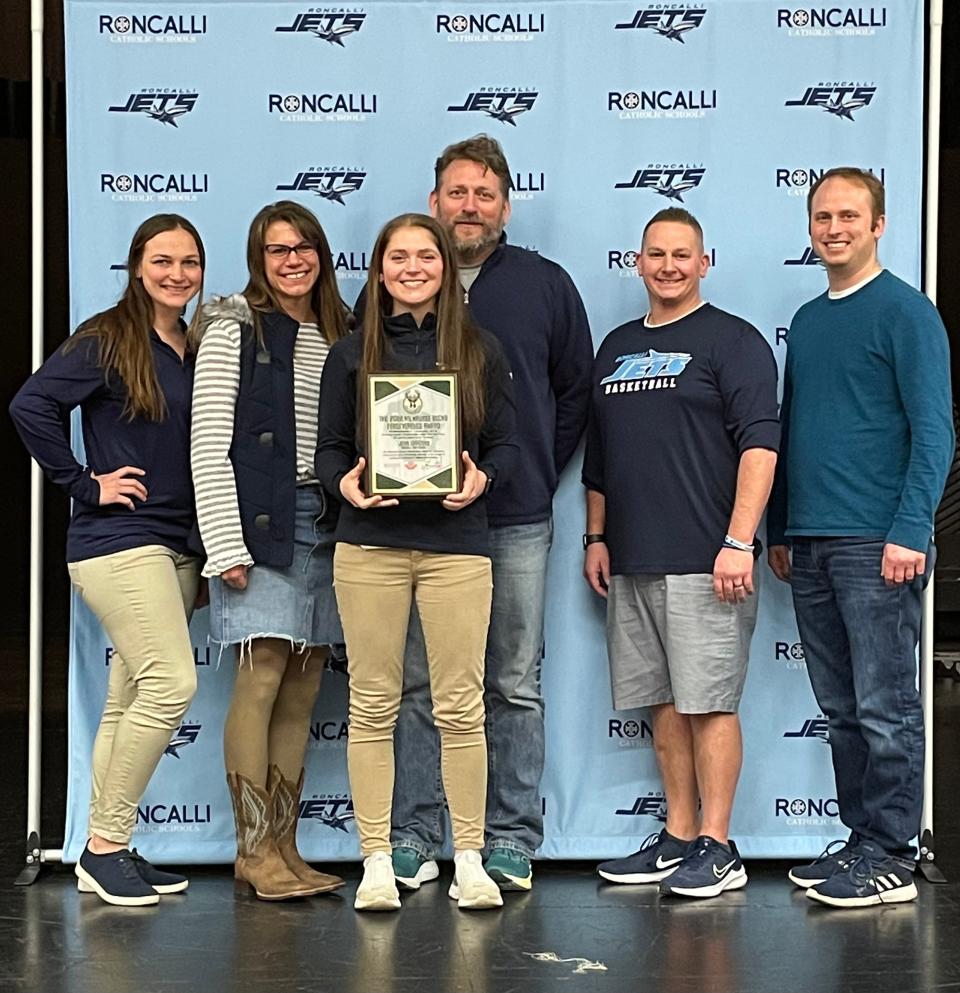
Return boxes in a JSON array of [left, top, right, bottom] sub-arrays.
[[270, 765, 344, 893], [226, 771, 318, 900]]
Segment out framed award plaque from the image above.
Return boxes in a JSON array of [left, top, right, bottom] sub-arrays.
[[364, 371, 462, 498]]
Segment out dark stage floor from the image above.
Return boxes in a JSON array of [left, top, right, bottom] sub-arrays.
[[6, 859, 960, 993], [4, 667, 960, 993]]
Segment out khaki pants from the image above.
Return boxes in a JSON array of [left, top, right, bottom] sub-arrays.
[[334, 543, 492, 855], [69, 544, 200, 845]]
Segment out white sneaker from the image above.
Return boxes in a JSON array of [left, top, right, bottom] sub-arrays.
[[448, 850, 503, 910], [355, 852, 401, 912]]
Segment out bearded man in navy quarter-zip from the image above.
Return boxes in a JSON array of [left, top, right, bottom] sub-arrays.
[[385, 135, 593, 893]]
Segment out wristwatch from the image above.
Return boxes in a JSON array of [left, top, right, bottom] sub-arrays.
[[583, 533, 606, 549]]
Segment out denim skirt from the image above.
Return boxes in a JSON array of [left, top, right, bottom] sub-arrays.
[[209, 487, 343, 649]]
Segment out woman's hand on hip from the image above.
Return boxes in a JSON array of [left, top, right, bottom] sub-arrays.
[[91, 466, 147, 509]]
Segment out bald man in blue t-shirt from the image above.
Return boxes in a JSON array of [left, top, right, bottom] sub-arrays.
[[583, 207, 779, 899]]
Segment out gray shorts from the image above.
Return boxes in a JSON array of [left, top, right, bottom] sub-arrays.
[[606, 572, 758, 714]]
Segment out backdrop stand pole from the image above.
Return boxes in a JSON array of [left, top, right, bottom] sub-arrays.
[[15, 0, 56, 887], [918, 0, 946, 885]]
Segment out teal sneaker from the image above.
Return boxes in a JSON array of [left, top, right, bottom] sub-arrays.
[[391, 846, 439, 891], [485, 848, 533, 892]]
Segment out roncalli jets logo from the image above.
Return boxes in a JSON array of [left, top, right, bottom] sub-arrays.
[[447, 87, 538, 126], [137, 801, 211, 831], [601, 349, 693, 394], [784, 247, 823, 267], [783, 716, 830, 743], [331, 249, 370, 280], [785, 82, 877, 120], [299, 794, 356, 832], [108, 90, 198, 127], [616, 792, 668, 821], [608, 716, 654, 748], [608, 247, 715, 277], [615, 163, 705, 201], [510, 169, 545, 201], [775, 796, 840, 825], [164, 722, 201, 758], [614, 6, 707, 41], [101, 172, 209, 203], [309, 720, 349, 744], [275, 8, 366, 45], [267, 91, 378, 123], [436, 10, 545, 41], [777, 7, 887, 36], [276, 167, 366, 204], [609, 87, 717, 120], [99, 12, 207, 42], [776, 165, 885, 196], [774, 640, 807, 667]]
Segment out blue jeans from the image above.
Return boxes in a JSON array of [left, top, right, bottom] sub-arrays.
[[391, 519, 552, 858], [790, 537, 929, 859]]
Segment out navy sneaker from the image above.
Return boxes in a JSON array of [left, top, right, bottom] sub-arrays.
[[129, 849, 189, 893], [391, 846, 439, 891], [788, 837, 859, 889], [806, 841, 918, 908], [77, 848, 189, 895], [598, 830, 690, 884], [659, 836, 748, 899], [75, 845, 159, 907]]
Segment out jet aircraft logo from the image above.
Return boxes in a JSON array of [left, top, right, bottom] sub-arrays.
[[108, 91, 198, 127], [785, 84, 877, 121], [447, 89, 538, 126], [164, 722, 201, 758], [615, 166, 705, 201], [615, 7, 707, 41], [275, 10, 366, 45], [276, 169, 366, 205]]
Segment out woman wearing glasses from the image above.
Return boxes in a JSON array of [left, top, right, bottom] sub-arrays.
[[11, 214, 205, 906], [191, 201, 349, 900]]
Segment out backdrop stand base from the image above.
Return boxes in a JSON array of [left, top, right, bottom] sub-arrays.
[[918, 829, 948, 883], [14, 831, 44, 886]]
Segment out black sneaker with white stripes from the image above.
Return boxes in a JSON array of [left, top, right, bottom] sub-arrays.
[[788, 835, 860, 889], [806, 840, 917, 908]]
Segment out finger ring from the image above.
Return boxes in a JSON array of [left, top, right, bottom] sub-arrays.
[[733, 582, 744, 588]]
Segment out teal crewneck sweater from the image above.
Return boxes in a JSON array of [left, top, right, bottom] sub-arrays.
[[768, 270, 954, 553]]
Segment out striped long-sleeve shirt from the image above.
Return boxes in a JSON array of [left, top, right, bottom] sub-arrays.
[[191, 294, 330, 578]]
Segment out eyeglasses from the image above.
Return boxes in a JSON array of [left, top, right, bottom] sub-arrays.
[[264, 242, 318, 259]]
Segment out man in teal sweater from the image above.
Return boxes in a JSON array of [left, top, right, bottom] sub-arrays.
[[768, 167, 954, 908]]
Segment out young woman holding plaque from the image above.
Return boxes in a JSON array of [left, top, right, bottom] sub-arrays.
[[316, 213, 516, 912], [10, 214, 205, 906], [191, 201, 349, 901]]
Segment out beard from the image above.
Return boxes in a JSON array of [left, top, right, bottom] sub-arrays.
[[448, 217, 503, 266]]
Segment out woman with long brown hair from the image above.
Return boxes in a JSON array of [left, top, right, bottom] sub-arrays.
[[316, 213, 516, 911], [191, 201, 349, 901], [11, 214, 206, 907]]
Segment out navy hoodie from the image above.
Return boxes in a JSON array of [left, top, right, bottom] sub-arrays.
[[316, 312, 517, 556], [356, 235, 593, 526]]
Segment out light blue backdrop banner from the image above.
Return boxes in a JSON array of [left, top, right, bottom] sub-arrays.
[[62, 0, 922, 863]]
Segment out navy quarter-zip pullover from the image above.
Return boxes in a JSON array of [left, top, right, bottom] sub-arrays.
[[10, 331, 196, 562]]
